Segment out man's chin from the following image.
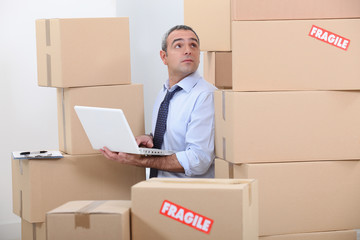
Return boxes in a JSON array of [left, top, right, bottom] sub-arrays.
[[180, 65, 198, 74]]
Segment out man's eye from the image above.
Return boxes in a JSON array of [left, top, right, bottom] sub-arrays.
[[175, 44, 181, 48], [191, 43, 198, 48]]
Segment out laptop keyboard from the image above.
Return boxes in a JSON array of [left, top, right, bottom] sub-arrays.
[[138, 148, 174, 156]]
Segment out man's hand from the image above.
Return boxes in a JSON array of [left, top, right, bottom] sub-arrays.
[[99, 135, 184, 173], [136, 134, 154, 148], [99, 146, 143, 166]]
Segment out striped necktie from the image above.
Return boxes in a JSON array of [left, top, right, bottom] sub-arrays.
[[150, 86, 182, 178]]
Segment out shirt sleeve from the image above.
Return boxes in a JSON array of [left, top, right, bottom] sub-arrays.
[[175, 91, 215, 177]]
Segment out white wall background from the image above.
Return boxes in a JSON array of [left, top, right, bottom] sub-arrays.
[[0, 0, 188, 239], [117, 0, 184, 132], [116, 0, 203, 132]]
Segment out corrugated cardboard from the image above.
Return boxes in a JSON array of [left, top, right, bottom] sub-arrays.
[[215, 158, 360, 236], [203, 52, 232, 89], [184, 0, 231, 51], [36, 18, 131, 87], [215, 90, 360, 163], [46, 200, 131, 240], [231, 0, 360, 20], [184, 0, 359, 51], [57, 84, 144, 155], [21, 219, 46, 240], [215, 158, 234, 179], [131, 178, 258, 240], [232, 19, 360, 91], [259, 229, 357, 240], [12, 153, 145, 223]]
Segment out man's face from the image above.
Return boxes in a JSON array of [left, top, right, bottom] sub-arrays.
[[160, 29, 200, 80]]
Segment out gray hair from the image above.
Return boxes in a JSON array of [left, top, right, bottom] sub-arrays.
[[161, 25, 200, 53]]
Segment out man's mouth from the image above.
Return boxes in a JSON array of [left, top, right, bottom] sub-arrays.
[[182, 59, 193, 63]]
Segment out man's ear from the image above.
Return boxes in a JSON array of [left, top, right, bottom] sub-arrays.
[[160, 50, 167, 65]]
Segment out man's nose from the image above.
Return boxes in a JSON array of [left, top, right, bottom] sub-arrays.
[[184, 45, 192, 55]]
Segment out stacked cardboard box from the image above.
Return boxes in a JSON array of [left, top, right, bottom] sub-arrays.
[[36, 18, 131, 88], [185, 0, 360, 239], [131, 178, 258, 240], [13, 17, 146, 240], [35, 18, 145, 154], [185, 0, 360, 52], [57, 84, 144, 154], [22, 200, 133, 240], [46, 200, 131, 240], [215, 158, 360, 236], [259, 230, 358, 240], [21, 219, 45, 240]]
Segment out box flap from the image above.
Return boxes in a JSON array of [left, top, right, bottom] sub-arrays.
[[47, 200, 131, 215], [147, 178, 257, 207], [148, 177, 255, 185]]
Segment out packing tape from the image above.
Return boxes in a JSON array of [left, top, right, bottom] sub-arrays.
[[222, 91, 226, 121], [222, 91, 227, 160], [19, 190, 23, 218], [228, 162, 234, 179], [45, 19, 51, 46], [19, 159, 23, 175], [74, 214, 90, 229], [61, 89, 67, 153], [229, 163, 255, 206], [74, 201, 107, 229], [32, 223, 36, 240], [45, 19, 52, 87], [229, 162, 254, 206], [46, 54, 52, 86], [222, 137, 226, 160]]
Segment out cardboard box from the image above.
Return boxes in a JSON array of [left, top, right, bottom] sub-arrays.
[[131, 178, 258, 240], [57, 84, 144, 155], [215, 90, 360, 163], [21, 219, 46, 240], [36, 18, 131, 87], [46, 200, 131, 240], [203, 52, 232, 89], [232, 19, 360, 91], [12, 153, 145, 223], [259, 230, 357, 240], [231, 0, 360, 20], [184, 0, 359, 51], [184, 0, 231, 51], [215, 158, 360, 236]]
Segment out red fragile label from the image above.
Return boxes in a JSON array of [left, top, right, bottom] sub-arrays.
[[309, 25, 350, 50], [159, 200, 214, 234]]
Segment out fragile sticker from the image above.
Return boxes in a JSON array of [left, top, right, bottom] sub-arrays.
[[160, 200, 214, 234], [309, 25, 350, 51]]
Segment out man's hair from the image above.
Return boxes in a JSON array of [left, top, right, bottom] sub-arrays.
[[161, 25, 200, 53]]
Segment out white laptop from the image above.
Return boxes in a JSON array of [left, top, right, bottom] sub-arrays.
[[74, 106, 174, 156]]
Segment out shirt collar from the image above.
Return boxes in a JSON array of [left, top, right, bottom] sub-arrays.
[[163, 71, 200, 93]]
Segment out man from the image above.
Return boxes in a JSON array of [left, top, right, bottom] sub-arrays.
[[100, 25, 216, 178]]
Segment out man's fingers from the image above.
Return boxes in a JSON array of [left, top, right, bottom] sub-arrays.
[[135, 135, 154, 148], [101, 147, 118, 160], [100, 149, 111, 159], [147, 141, 154, 148]]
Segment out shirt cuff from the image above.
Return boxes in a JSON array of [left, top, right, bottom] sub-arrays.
[[176, 151, 192, 176]]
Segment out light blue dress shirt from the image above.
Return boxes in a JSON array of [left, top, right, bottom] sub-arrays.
[[152, 71, 217, 178]]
